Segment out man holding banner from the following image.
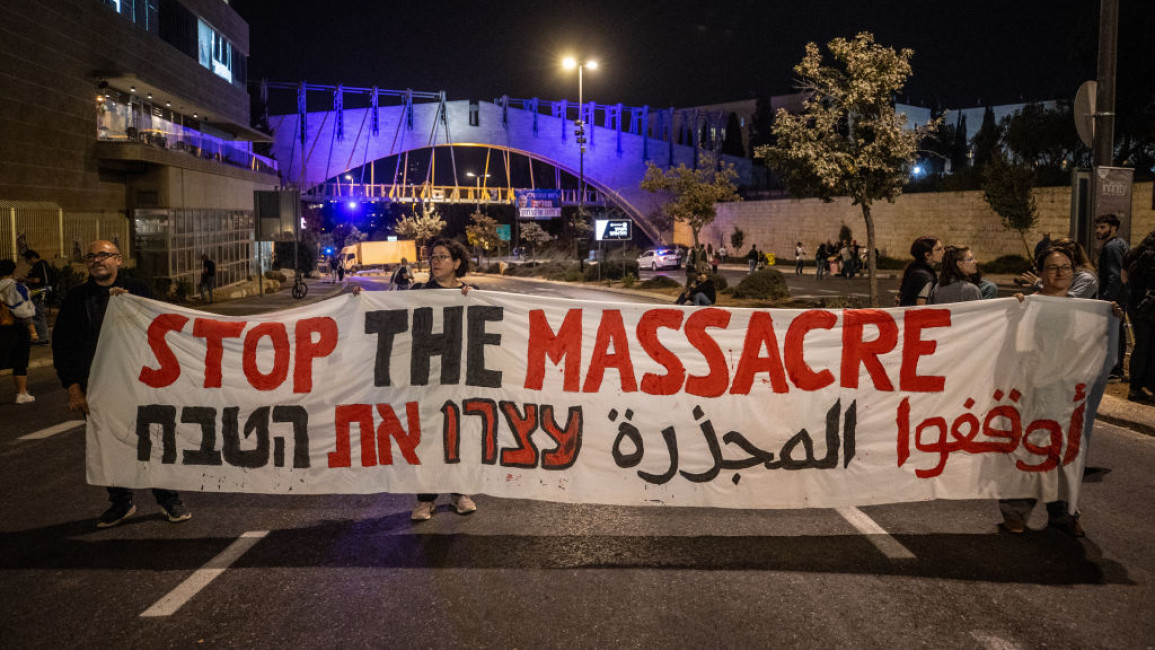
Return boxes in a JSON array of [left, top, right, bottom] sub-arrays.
[[53, 240, 192, 528]]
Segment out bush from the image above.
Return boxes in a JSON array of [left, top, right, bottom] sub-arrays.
[[732, 268, 789, 300], [709, 273, 728, 292], [564, 267, 584, 282], [264, 270, 287, 282], [819, 295, 872, 309], [482, 262, 503, 274], [638, 275, 683, 290], [583, 259, 639, 281], [621, 273, 637, 288]]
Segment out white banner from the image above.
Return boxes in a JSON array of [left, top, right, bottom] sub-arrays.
[[86, 292, 1113, 510]]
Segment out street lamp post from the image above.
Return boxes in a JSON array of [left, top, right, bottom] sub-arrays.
[[465, 171, 490, 213], [563, 57, 597, 261]]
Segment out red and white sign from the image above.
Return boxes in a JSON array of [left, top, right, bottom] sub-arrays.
[[86, 292, 1112, 510]]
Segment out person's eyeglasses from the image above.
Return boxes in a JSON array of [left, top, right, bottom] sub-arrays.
[[84, 252, 120, 262], [430, 254, 452, 262], [1043, 264, 1073, 274]]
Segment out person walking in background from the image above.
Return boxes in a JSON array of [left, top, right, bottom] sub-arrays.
[[897, 236, 944, 306], [1095, 214, 1129, 379], [1124, 230, 1155, 403], [0, 258, 38, 404], [711, 248, 721, 275], [794, 241, 806, 276], [391, 257, 413, 290], [928, 245, 982, 304], [53, 240, 192, 528], [199, 253, 216, 304], [19, 250, 51, 343], [815, 241, 827, 279], [746, 245, 759, 274]]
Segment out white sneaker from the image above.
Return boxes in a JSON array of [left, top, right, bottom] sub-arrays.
[[14, 393, 35, 404], [451, 494, 477, 515], [411, 500, 436, 521]]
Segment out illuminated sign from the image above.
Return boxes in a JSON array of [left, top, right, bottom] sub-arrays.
[[515, 189, 562, 219], [594, 219, 632, 241]]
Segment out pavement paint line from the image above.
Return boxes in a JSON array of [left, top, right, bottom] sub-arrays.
[[140, 530, 268, 617], [835, 507, 917, 560], [17, 421, 86, 441]]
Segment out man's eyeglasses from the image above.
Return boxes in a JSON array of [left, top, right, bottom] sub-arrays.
[[84, 252, 120, 262], [430, 254, 452, 262]]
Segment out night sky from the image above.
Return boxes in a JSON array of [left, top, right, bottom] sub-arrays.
[[232, 1, 1139, 111]]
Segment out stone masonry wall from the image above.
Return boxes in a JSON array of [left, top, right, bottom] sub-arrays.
[[681, 182, 1155, 263]]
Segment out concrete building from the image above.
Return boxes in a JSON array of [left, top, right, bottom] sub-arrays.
[[0, 0, 279, 290]]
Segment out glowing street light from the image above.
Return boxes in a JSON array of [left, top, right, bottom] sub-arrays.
[[465, 171, 490, 213]]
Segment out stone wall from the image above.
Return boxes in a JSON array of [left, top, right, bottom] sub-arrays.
[[681, 182, 1155, 263]]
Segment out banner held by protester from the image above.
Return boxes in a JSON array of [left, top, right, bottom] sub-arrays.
[[86, 292, 1112, 510]]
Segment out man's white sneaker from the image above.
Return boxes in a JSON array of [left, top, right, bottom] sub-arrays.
[[14, 392, 35, 404], [411, 500, 436, 521], [451, 494, 477, 515]]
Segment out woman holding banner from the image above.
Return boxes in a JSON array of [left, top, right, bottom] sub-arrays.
[[409, 239, 478, 519], [351, 238, 478, 520], [1001, 246, 1121, 537]]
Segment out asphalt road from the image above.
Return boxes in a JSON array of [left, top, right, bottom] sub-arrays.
[[2, 277, 1151, 648]]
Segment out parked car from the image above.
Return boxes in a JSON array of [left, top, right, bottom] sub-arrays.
[[637, 247, 682, 271]]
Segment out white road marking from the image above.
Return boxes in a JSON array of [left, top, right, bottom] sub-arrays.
[[140, 530, 268, 617], [17, 421, 85, 441], [836, 507, 917, 560]]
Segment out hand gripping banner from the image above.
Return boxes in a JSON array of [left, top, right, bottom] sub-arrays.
[[86, 292, 1113, 510]]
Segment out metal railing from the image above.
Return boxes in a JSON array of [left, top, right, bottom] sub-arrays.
[[308, 182, 605, 206]]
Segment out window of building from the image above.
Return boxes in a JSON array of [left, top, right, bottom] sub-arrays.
[[102, 0, 159, 34], [197, 18, 233, 83]]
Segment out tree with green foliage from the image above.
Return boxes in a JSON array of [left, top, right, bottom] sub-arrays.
[[747, 96, 776, 156], [982, 154, 1038, 260], [640, 153, 740, 266], [720, 112, 745, 157], [758, 32, 939, 306], [970, 106, 1001, 171], [466, 212, 501, 264], [1002, 101, 1088, 184], [518, 221, 554, 260], [394, 202, 445, 269], [730, 226, 745, 254]]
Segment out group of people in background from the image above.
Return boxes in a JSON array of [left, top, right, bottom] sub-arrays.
[[813, 239, 865, 279]]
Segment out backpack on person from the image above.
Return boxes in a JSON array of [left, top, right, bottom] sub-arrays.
[[0, 278, 36, 320]]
